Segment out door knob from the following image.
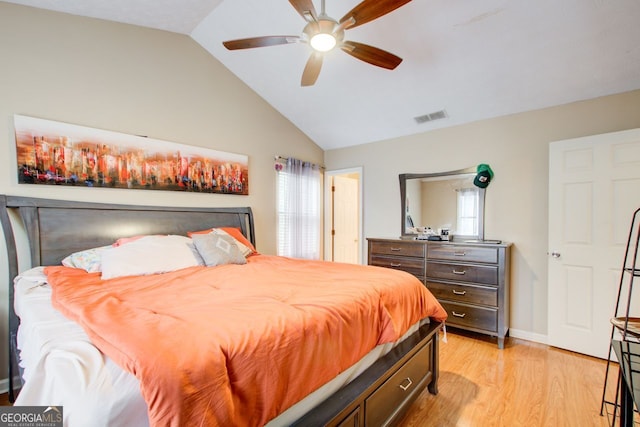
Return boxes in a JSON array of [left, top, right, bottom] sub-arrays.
[[550, 251, 561, 258]]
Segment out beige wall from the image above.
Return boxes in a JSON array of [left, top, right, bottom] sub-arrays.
[[0, 3, 323, 384], [325, 89, 640, 341]]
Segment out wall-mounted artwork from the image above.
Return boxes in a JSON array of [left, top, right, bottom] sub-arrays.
[[14, 115, 249, 195]]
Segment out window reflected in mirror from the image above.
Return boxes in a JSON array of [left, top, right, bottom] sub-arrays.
[[457, 187, 480, 235], [400, 168, 485, 240]]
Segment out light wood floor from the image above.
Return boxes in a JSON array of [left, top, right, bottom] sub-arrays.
[[400, 329, 620, 427], [0, 331, 624, 425]]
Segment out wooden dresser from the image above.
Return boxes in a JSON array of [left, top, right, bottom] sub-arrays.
[[368, 238, 511, 348]]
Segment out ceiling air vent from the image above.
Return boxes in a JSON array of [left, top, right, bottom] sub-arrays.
[[414, 109, 448, 124]]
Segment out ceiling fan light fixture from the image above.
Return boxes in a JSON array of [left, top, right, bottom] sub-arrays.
[[223, 0, 412, 86], [310, 33, 336, 52]]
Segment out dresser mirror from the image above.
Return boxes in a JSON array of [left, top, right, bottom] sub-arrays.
[[399, 167, 485, 241]]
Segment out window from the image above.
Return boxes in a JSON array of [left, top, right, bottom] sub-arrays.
[[276, 158, 321, 259], [457, 188, 479, 236]]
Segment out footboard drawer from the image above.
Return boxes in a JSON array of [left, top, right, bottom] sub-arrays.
[[365, 341, 432, 427], [290, 322, 442, 427]]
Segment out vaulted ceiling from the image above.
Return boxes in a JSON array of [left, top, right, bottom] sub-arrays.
[[4, 0, 640, 150]]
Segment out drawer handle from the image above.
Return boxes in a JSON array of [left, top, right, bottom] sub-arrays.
[[454, 252, 466, 256], [452, 311, 466, 318], [452, 290, 467, 295], [390, 247, 402, 252], [452, 269, 466, 275], [399, 377, 413, 391], [390, 263, 402, 267]]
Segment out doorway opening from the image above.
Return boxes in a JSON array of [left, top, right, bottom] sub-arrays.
[[324, 167, 363, 264]]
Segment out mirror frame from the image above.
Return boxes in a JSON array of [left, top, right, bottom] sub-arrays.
[[399, 167, 485, 241]]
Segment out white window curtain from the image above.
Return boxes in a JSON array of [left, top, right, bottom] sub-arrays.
[[457, 188, 479, 236], [276, 157, 321, 259]]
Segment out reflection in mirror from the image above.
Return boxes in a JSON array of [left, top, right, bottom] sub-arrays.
[[400, 167, 485, 241]]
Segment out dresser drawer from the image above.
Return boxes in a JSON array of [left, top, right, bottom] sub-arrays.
[[370, 255, 425, 278], [426, 261, 498, 285], [365, 341, 432, 427], [440, 301, 497, 332], [426, 281, 498, 306], [370, 241, 426, 258], [428, 244, 498, 264]]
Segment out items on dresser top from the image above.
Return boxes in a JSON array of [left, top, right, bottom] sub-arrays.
[[368, 238, 511, 349]]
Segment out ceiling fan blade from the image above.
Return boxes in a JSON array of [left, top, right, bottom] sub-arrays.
[[301, 52, 323, 86], [223, 36, 300, 50], [341, 41, 403, 70], [289, 0, 318, 22], [340, 0, 411, 29]]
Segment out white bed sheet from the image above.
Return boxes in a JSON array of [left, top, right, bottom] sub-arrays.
[[13, 267, 427, 427]]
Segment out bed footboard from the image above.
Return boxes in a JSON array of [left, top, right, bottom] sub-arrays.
[[292, 321, 442, 427]]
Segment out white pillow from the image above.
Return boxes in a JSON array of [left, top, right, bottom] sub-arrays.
[[100, 235, 202, 280], [62, 245, 111, 273]]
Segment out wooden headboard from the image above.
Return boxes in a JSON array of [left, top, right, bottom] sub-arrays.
[[0, 194, 254, 401]]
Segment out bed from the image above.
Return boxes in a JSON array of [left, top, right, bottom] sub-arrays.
[[1, 194, 446, 426]]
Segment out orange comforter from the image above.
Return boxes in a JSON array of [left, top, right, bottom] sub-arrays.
[[45, 255, 447, 426]]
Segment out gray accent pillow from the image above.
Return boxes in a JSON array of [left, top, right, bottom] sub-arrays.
[[192, 233, 247, 267]]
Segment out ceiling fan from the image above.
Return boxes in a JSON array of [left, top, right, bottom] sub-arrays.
[[222, 0, 411, 86]]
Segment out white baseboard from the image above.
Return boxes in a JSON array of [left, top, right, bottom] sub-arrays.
[[509, 328, 548, 345], [0, 377, 21, 395]]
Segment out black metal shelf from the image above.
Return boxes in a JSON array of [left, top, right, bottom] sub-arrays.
[[601, 207, 640, 426], [623, 268, 640, 277]]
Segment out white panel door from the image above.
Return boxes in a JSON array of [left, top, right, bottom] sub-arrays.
[[333, 175, 359, 264], [548, 128, 640, 359]]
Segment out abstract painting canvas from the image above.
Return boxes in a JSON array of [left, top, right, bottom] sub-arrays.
[[14, 115, 249, 195]]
